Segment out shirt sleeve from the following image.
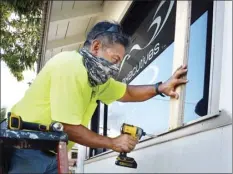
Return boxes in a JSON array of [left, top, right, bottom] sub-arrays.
[[98, 78, 127, 105], [50, 65, 85, 125]]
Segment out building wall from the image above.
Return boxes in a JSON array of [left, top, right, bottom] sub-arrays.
[[82, 1, 232, 173], [219, 1, 232, 116], [84, 125, 231, 173]]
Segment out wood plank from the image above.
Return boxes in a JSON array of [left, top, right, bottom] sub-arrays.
[[73, 1, 103, 9], [51, 48, 62, 57], [47, 22, 58, 42], [61, 1, 74, 12], [85, 17, 98, 36], [44, 49, 53, 65], [169, 1, 192, 130], [51, 1, 63, 13], [55, 21, 69, 40], [47, 33, 85, 50], [62, 44, 80, 52], [96, 1, 132, 22], [50, 6, 103, 23], [66, 18, 90, 37]]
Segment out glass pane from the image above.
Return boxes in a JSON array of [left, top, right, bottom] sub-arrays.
[[107, 43, 174, 139], [99, 102, 105, 136], [184, 11, 209, 123]]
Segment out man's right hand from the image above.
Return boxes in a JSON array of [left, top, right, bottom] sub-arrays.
[[62, 123, 138, 153], [110, 134, 138, 153]]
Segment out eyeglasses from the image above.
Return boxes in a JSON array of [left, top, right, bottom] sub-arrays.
[[92, 24, 122, 40], [84, 24, 122, 46]]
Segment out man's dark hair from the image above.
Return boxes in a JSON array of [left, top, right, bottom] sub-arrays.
[[83, 21, 130, 49]]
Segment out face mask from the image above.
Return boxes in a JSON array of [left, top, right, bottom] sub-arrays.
[[79, 48, 120, 87]]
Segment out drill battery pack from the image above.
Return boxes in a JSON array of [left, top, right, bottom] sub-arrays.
[[115, 123, 147, 169], [115, 153, 137, 169]]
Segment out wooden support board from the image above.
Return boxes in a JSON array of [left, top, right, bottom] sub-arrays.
[[169, 1, 192, 130]]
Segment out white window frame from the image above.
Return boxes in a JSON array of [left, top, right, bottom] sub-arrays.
[[207, 0, 225, 115], [83, 0, 231, 163], [174, 0, 226, 127], [168, 1, 225, 130]]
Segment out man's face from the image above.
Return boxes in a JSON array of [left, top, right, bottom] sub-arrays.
[[89, 40, 126, 65]]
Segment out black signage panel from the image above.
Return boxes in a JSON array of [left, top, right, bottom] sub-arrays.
[[118, 0, 177, 83], [118, 0, 213, 84]]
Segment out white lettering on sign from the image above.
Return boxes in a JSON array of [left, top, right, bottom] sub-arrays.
[[122, 43, 160, 83]]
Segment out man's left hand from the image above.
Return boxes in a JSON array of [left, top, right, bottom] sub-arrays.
[[159, 65, 188, 99]]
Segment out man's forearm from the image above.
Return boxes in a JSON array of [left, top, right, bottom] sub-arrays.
[[119, 84, 161, 102], [63, 123, 112, 149]]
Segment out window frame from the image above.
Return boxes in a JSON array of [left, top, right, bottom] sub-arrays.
[[85, 0, 227, 160], [71, 152, 78, 159], [168, 1, 192, 130]]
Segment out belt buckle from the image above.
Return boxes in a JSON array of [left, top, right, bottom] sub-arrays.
[[8, 113, 22, 130]]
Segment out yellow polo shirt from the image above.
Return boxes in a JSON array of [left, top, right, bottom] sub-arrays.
[[10, 50, 126, 150]]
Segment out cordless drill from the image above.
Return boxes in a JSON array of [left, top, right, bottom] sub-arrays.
[[115, 123, 147, 169]]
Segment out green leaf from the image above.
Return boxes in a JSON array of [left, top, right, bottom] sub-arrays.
[[0, 0, 43, 81]]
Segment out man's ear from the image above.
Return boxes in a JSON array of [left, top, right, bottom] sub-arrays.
[[90, 40, 101, 56]]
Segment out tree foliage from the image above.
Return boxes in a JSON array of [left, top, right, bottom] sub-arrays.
[[0, 0, 44, 81]]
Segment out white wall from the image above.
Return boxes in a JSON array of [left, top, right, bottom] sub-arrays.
[[219, 1, 232, 116], [84, 125, 232, 173]]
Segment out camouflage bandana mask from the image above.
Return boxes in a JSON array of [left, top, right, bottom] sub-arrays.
[[79, 48, 120, 87]]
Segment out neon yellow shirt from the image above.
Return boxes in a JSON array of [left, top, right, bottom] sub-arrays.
[[10, 50, 126, 150]]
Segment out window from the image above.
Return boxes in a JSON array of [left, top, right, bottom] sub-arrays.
[[88, 0, 214, 157], [107, 44, 174, 138], [71, 152, 78, 159], [105, 0, 177, 140], [184, 6, 213, 123], [185, 12, 207, 122]]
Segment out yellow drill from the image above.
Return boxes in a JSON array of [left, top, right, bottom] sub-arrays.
[[115, 123, 147, 169]]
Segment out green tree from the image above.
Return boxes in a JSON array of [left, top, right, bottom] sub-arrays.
[[0, 108, 7, 122], [0, 0, 43, 81]]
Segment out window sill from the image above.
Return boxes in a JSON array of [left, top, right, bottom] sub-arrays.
[[84, 110, 232, 165]]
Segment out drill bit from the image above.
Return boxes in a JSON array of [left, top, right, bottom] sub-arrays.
[[144, 133, 158, 138]]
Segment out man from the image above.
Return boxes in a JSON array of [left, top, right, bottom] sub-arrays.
[[8, 21, 188, 173]]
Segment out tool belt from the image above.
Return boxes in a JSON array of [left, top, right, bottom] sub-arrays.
[[1, 113, 65, 173], [7, 112, 49, 132], [7, 112, 64, 133], [7, 112, 63, 156]]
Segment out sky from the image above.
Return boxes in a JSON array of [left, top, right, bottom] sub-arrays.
[[1, 61, 37, 111], [1, 12, 37, 111]]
